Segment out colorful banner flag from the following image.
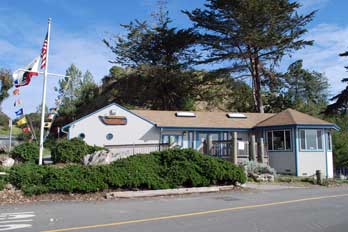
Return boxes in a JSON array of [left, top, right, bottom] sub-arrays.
[[12, 56, 40, 88], [15, 108, 24, 117], [16, 117, 27, 126], [55, 98, 62, 106], [44, 122, 52, 129], [22, 127, 31, 133], [13, 88, 20, 95], [14, 99, 22, 107], [49, 108, 57, 114], [48, 113, 55, 120]]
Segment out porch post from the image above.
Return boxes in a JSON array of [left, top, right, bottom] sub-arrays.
[[232, 131, 238, 164], [259, 137, 265, 163], [250, 134, 256, 161], [207, 134, 213, 155]]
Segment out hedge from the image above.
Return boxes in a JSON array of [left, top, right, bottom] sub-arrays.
[[51, 138, 103, 163], [8, 149, 246, 195], [11, 142, 39, 163]]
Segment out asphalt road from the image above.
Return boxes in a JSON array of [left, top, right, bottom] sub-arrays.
[[1, 185, 348, 232]]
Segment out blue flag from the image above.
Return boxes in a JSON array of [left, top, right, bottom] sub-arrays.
[[15, 108, 24, 117]]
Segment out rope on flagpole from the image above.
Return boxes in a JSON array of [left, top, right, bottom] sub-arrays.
[[18, 69, 70, 78], [43, 72, 72, 140]]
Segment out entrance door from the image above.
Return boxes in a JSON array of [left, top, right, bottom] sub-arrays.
[[197, 132, 219, 154]]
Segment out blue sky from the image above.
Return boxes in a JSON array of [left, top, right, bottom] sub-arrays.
[[1, 0, 348, 118]]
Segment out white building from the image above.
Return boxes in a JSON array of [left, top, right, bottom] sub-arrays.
[[62, 103, 339, 178]]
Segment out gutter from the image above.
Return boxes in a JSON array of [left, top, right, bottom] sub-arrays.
[[61, 125, 69, 134]]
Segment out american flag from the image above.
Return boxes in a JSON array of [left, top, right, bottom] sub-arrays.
[[40, 33, 48, 69]]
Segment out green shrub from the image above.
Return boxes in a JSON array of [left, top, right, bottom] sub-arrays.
[[11, 142, 39, 163], [44, 136, 58, 151], [0, 177, 6, 191], [9, 149, 246, 195], [242, 160, 277, 176], [51, 138, 103, 163]]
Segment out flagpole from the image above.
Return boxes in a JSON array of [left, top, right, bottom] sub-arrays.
[[38, 18, 51, 165], [8, 119, 12, 154]]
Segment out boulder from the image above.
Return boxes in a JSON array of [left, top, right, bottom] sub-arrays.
[[250, 173, 275, 182], [0, 157, 15, 168], [83, 150, 133, 165]]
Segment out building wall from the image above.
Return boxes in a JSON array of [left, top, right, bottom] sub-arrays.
[[296, 128, 331, 177], [327, 151, 333, 178], [68, 104, 160, 147], [297, 151, 327, 176], [269, 151, 296, 175]]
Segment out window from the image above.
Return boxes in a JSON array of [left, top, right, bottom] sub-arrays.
[[175, 112, 196, 117], [266, 130, 291, 151], [162, 135, 183, 146], [78, 133, 85, 140], [327, 132, 332, 151], [300, 129, 323, 151], [106, 133, 114, 140], [226, 113, 247, 119]]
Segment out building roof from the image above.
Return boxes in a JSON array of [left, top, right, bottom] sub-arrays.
[[132, 110, 274, 129], [62, 103, 338, 132], [255, 108, 335, 128]]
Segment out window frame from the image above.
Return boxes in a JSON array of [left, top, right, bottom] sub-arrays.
[[266, 129, 292, 152], [299, 129, 324, 151]]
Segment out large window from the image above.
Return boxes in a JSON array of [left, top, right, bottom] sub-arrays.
[[162, 135, 183, 146], [300, 129, 323, 151], [267, 130, 291, 151]]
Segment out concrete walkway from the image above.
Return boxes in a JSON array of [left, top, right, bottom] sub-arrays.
[[105, 183, 303, 199]]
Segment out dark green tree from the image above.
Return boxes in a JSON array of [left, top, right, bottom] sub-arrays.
[[55, 64, 99, 120], [184, 0, 315, 112], [0, 68, 13, 105], [325, 51, 348, 114], [103, 7, 202, 110]]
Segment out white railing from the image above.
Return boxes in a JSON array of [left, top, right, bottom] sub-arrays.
[[105, 143, 170, 156]]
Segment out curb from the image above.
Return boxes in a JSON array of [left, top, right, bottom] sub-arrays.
[[106, 185, 237, 199]]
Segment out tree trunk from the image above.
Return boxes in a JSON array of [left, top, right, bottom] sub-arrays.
[[250, 55, 264, 113]]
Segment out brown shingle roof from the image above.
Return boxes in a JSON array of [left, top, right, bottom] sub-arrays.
[[131, 110, 274, 129], [256, 108, 334, 127]]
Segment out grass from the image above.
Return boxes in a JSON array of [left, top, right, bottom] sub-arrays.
[[0, 126, 22, 136], [275, 175, 316, 185]]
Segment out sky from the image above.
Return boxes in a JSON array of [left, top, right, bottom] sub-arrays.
[[1, 0, 348, 118]]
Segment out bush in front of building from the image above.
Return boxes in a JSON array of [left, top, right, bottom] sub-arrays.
[[11, 142, 39, 163], [51, 138, 104, 163], [8, 149, 246, 195], [242, 160, 277, 176]]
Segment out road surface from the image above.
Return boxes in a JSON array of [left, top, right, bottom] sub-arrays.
[[1, 185, 348, 232]]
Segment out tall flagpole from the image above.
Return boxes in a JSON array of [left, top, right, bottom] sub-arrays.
[[38, 18, 51, 165]]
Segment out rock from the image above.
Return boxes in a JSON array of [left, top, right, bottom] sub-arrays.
[[83, 150, 133, 165], [0, 157, 14, 167], [250, 173, 275, 182], [5, 183, 14, 191]]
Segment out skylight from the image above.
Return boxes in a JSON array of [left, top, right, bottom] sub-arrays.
[[226, 113, 247, 119], [175, 112, 196, 117]]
